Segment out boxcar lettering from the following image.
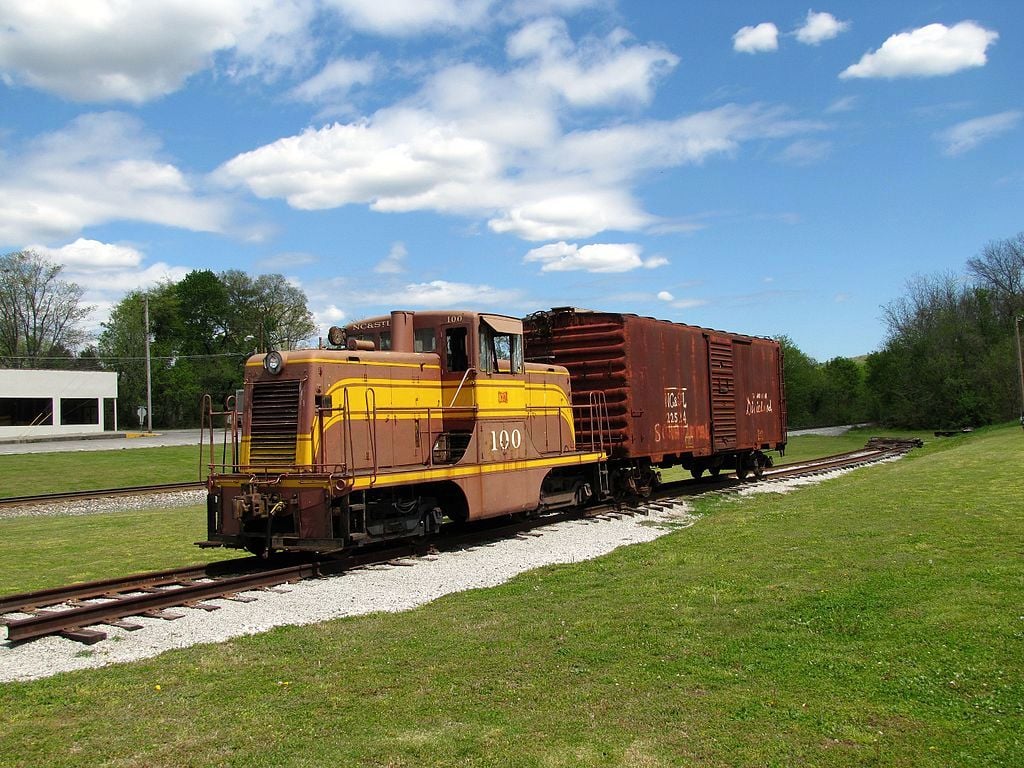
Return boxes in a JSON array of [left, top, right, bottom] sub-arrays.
[[664, 387, 688, 426], [746, 393, 773, 415]]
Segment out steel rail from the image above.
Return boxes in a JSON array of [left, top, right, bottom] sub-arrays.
[[0, 481, 204, 508], [4, 562, 321, 644], [0, 558, 265, 616]]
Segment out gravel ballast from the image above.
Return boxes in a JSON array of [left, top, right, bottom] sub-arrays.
[[0, 466, 879, 683]]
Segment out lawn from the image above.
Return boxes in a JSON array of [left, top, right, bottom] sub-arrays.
[[0, 505, 242, 596], [0, 445, 203, 498], [0, 424, 1021, 766]]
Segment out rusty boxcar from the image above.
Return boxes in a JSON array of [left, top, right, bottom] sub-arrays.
[[523, 307, 787, 488]]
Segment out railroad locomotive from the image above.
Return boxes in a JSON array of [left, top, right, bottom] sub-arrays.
[[201, 308, 786, 556]]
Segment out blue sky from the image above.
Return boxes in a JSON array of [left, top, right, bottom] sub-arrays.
[[1, 0, 1021, 360]]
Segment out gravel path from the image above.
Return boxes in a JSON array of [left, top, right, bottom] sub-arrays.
[[0, 461, 889, 683], [0, 490, 206, 520]]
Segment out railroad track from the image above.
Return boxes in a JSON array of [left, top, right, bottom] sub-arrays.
[[0, 481, 204, 508], [1, 438, 919, 645]]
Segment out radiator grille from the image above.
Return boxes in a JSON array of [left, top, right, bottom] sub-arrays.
[[249, 380, 301, 464]]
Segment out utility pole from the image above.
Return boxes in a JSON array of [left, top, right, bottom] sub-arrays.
[[144, 295, 153, 433], [1016, 316, 1024, 429]]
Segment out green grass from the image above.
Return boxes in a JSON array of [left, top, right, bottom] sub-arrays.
[[1, 425, 1022, 766], [0, 445, 203, 498], [0, 506, 243, 596]]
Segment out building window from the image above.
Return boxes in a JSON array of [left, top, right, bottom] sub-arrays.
[[0, 397, 54, 427], [60, 398, 100, 426]]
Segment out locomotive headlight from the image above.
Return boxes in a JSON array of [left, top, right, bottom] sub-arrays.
[[327, 325, 346, 347], [263, 350, 284, 375]]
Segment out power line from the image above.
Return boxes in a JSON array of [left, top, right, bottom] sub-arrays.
[[1, 352, 251, 363]]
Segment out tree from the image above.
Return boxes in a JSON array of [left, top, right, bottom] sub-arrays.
[[966, 232, 1024, 321], [99, 270, 318, 428], [777, 336, 824, 428], [870, 272, 1013, 428], [0, 250, 92, 368], [221, 270, 317, 351]]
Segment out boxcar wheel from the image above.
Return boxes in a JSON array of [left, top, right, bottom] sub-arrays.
[[735, 455, 750, 480], [690, 467, 704, 480], [752, 454, 765, 480]]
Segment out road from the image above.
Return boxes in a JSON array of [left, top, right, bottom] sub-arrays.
[[0, 430, 204, 455]]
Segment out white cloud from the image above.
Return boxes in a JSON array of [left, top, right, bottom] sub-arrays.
[[657, 290, 674, 301], [733, 23, 779, 54], [0, 112, 233, 245], [27, 238, 143, 269], [255, 251, 319, 270], [523, 241, 665, 273], [670, 297, 708, 310], [321, 0, 492, 36], [290, 57, 377, 102], [371, 280, 522, 307], [936, 111, 1022, 156], [777, 139, 832, 165], [375, 242, 408, 273], [217, 113, 501, 211], [795, 11, 850, 45], [840, 21, 998, 79], [553, 104, 824, 177], [507, 17, 678, 107], [0, 0, 316, 103], [218, 21, 821, 244], [825, 95, 858, 114], [490, 191, 655, 241]]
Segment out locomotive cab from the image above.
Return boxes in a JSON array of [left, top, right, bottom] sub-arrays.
[[201, 310, 604, 555]]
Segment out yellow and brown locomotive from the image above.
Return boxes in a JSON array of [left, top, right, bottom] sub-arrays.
[[202, 310, 605, 555]]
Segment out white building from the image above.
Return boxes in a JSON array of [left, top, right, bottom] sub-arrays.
[[0, 369, 118, 438]]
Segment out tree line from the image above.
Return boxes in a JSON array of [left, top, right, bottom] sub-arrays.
[[779, 231, 1024, 429], [4, 234, 1024, 430]]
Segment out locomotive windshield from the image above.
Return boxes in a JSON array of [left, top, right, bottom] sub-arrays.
[[479, 317, 523, 374]]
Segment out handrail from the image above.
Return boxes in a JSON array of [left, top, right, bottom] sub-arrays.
[[448, 367, 477, 407], [199, 392, 243, 480], [343, 387, 352, 473], [365, 387, 378, 483]]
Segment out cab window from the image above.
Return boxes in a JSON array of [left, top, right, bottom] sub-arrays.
[[415, 328, 437, 353], [479, 322, 523, 374], [445, 327, 469, 372]]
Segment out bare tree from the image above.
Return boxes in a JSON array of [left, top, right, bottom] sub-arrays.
[[967, 232, 1024, 320], [0, 250, 92, 368]]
